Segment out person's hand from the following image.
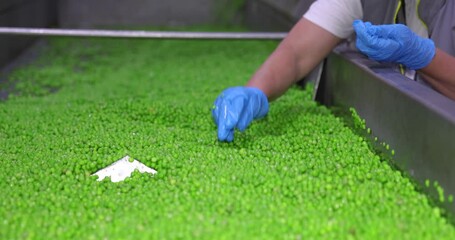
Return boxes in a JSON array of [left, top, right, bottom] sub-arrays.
[[212, 87, 269, 142], [352, 20, 435, 70]]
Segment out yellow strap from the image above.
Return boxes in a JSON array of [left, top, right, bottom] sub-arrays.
[[394, 0, 405, 75], [416, 0, 429, 31], [399, 65, 405, 75], [393, 0, 402, 24]]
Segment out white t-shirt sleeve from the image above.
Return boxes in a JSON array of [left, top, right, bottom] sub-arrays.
[[303, 0, 363, 39]]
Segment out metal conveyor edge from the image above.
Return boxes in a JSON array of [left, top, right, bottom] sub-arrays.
[[317, 45, 455, 217]]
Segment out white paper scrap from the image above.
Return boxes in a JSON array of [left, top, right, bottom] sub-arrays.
[[93, 155, 157, 182]]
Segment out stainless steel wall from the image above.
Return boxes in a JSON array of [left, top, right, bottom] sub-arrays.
[[245, 0, 314, 31], [1, 0, 312, 69], [58, 0, 216, 28], [0, 0, 57, 69], [1, 0, 228, 69]]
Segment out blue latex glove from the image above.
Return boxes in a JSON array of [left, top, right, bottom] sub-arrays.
[[212, 86, 269, 142], [353, 20, 435, 70]]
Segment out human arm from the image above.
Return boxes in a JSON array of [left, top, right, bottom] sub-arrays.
[[353, 20, 455, 101], [212, 18, 342, 141], [246, 18, 342, 101], [419, 49, 455, 100], [212, 0, 362, 142]]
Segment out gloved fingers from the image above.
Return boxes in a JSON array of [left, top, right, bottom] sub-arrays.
[[353, 20, 433, 70], [353, 20, 375, 40], [224, 97, 244, 130], [354, 20, 396, 49], [225, 129, 234, 142], [354, 30, 379, 57], [215, 105, 228, 141], [217, 120, 234, 142], [356, 39, 378, 56], [361, 33, 401, 61], [212, 86, 269, 142], [237, 103, 254, 132], [373, 23, 408, 39], [352, 19, 366, 34], [213, 97, 235, 141], [357, 38, 401, 62], [354, 21, 378, 47], [355, 21, 387, 38], [354, 20, 401, 61], [354, 20, 401, 41], [216, 96, 246, 141], [248, 87, 269, 118]]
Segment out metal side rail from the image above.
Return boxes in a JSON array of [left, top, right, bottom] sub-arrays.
[[0, 27, 287, 40], [317, 45, 455, 216]]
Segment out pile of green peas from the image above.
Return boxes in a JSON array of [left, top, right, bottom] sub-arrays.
[[0, 31, 454, 239]]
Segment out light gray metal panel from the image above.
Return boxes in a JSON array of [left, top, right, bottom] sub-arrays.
[[319, 47, 455, 215], [0, 27, 287, 40], [58, 0, 215, 28]]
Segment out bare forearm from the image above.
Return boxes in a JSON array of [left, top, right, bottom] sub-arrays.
[[246, 18, 341, 101], [419, 49, 455, 100], [246, 41, 300, 101]]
